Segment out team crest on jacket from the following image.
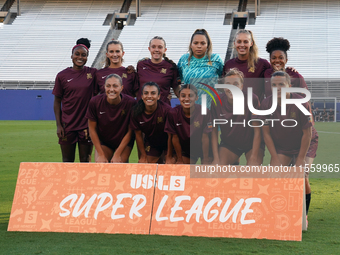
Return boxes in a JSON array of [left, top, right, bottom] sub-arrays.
[[290, 112, 296, 119], [145, 146, 150, 152], [157, 117, 163, 123], [194, 121, 200, 128], [87, 73, 93, 79], [248, 67, 255, 73], [122, 73, 127, 78], [121, 109, 126, 116], [160, 68, 167, 74]]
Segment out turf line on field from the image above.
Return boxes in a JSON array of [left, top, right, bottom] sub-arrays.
[[317, 131, 340, 135]]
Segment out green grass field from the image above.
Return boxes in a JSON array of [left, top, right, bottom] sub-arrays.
[[0, 121, 339, 254]]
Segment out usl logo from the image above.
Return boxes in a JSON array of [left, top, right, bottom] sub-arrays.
[[130, 174, 185, 191]]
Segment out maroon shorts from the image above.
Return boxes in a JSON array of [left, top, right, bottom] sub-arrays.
[[144, 141, 167, 158], [219, 141, 251, 157], [59, 128, 92, 145], [276, 149, 298, 158], [101, 135, 135, 151], [306, 128, 318, 158]]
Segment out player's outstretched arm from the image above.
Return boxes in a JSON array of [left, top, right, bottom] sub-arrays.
[[211, 126, 219, 164], [135, 130, 147, 163], [247, 125, 261, 166], [53, 96, 64, 138], [201, 133, 210, 165], [172, 134, 183, 164], [88, 119, 108, 163], [165, 133, 174, 164], [111, 128, 133, 163], [262, 125, 281, 166], [296, 127, 312, 167]]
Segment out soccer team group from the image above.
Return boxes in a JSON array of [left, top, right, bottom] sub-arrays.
[[53, 29, 317, 218]]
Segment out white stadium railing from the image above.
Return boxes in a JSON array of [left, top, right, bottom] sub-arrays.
[[0, 0, 121, 82], [1, 0, 339, 92], [121, 0, 236, 67], [247, 0, 340, 80]]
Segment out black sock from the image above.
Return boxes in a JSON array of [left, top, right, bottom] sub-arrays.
[[306, 193, 311, 215]]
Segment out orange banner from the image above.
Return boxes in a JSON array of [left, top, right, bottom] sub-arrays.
[[8, 163, 304, 241], [150, 165, 304, 241], [8, 162, 157, 234]]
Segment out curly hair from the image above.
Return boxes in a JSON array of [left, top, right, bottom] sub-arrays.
[[266, 37, 290, 58]]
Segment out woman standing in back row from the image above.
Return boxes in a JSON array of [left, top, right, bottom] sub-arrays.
[[178, 29, 224, 107], [224, 29, 271, 101], [136, 36, 180, 105], [53, 38, 96, 162], [95, 40, 137, 97]]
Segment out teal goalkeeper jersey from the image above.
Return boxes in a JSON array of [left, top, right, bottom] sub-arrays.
[[178, 53, 224, 108]]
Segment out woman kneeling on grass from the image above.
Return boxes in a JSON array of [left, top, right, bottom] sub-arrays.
[[86, 74, 136, 163], [130, 82, 172, 163], [165, 84, 212, 164]]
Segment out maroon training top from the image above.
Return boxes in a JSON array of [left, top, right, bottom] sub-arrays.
[[210, 92, 260, 151], [264, 68, 309, 98], [224, 57, 271, 101], [95, 66, 137, 97], [259, 93, 312, 155], [52, 66, 97, 131], [136, 59, 179, 105], [130, 100, 171, 148], [86, 93, 136, 147], [165, 104, 212, 157]]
